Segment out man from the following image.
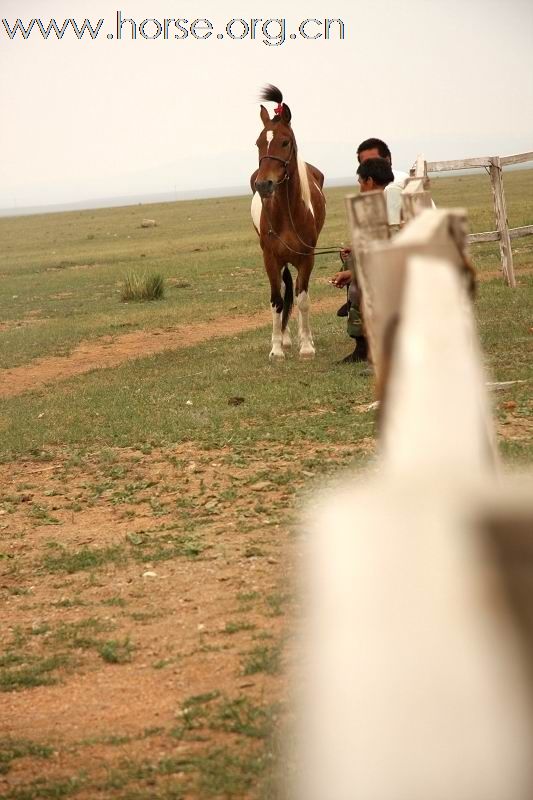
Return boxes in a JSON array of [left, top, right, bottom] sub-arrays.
[[357, 137, 434, 223], [356, 137, 409, 189], [336, 137, 407, 315], [332, 157, 395, 363]]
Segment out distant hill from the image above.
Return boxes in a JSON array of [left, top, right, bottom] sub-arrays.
[[0, 177, 358, 219], [2, 165, 530, 219]]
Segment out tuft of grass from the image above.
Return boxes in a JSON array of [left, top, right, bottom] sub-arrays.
[[244, 545, 264, 558], [102, 596, 127, 608], [223, 620, 256, 635], [120, 271, 165, 302], [41, 545, 127, 574], [265, 592, 290, 617], [29, 503, 61, 526], [153, 659, 173, 670], [52, 618, 114, 649], [98, 637, 134, 664], [193, 747, 268, 797], [172, 692, 221, 740], [0, 739, 54, 775], [236, 591, 260, 607], [9, 587, 33, 597], [0, 654, 68, 692], [51, 598, 87, 609], [242, 645, 282, 676], [211, 696, 279, 740], [172, 692, 278, 744], [79, 727, 163, 748], [126, 529, 204, 562], [0, 774, 86, 799]]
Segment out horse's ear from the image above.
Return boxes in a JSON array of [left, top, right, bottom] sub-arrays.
[[281, 103, 292, 124], [260, 104, 270, 126]]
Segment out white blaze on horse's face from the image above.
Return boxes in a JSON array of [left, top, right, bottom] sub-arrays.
[[255, 125, 293, 193]]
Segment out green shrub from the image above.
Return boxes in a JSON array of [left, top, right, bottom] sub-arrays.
[[120, 271, 164, 302]]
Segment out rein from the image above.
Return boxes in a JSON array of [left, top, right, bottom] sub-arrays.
[[258, 145, 342, 257], [261, 199, 340, 257], [258, 143, 294, 185]]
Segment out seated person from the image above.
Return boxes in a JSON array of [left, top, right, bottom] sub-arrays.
[[357, 136, 435, 223], [357, 137, 409, 188], [332, 157, 395, 363], [337, 139, 405, 321]]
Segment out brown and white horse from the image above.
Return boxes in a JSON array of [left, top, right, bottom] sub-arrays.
[[250, 85, 326, 359]]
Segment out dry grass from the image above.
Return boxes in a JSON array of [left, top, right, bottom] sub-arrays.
[[120, 271, 165, 302]]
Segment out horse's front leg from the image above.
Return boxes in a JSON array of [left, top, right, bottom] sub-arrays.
[[296, 261, 315, 358], [265, 257, 285, 360]]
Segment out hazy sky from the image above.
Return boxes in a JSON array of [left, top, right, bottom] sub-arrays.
[[1, 0, 532, 208]]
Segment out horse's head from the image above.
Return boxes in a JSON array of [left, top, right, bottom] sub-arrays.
[[255, 87, 295, 199]]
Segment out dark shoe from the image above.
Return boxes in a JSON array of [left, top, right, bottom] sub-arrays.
[[338, 336, 368, 363], [337, 301, 350, 317]]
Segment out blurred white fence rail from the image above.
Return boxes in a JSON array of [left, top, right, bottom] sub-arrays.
[[298, 202, 533, 800], [411, 150, 533, 288]]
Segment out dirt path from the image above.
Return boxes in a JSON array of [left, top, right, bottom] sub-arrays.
[[0, 297, 340, 400], [2, 263, 531, 401], [478, 265, 533, 282]]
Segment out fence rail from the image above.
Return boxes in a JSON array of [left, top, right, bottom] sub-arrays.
[[411, 150, 533, 287], [299, 194, 533, 800]]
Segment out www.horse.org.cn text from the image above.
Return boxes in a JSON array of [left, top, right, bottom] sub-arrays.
[[2, 14, 346, 46]]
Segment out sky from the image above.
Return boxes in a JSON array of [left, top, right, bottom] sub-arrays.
[[1, 0, 532, 209]]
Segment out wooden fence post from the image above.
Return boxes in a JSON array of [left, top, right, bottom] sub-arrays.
[[297, 209, 533, 800], [424, 151, 533, 285], [401, 180, 433, 222], [345, 190, 390, 252], [411, 153, 428, 179], [488, 157, 515, 287], [344, 192, 390, 370], [344, 205, 472, 393]]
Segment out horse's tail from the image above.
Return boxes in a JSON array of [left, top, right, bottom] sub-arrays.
[[281, 266, 294, 332]]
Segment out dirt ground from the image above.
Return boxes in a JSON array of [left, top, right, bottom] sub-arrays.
[[0, 436, 368, 799], [1, 288, 531, 797], [2, 417, 530, 797]]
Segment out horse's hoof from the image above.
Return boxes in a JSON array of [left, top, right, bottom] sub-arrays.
[[299, 347, 316, 359], [282, 340, 292, 349], [269, 349, 285, 360]]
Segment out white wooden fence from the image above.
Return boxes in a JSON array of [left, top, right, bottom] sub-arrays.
[[297, 188, 533, 800], [411, 150, 533, 288]]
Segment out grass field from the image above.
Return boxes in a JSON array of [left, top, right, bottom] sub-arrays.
[[0, 170, 532, 799]]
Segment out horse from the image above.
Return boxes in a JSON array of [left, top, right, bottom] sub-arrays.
[[250, 85, 326, 359]]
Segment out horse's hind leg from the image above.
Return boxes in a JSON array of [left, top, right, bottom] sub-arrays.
[[296, 263, 315, 358], [282, 324, 292, 349], [281, 273, 292, 349]]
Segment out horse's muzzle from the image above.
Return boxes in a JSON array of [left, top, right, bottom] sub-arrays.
[[255, 180, 275, 198]]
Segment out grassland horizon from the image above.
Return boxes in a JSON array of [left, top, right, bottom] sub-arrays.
[[4, 164, 532, 219]]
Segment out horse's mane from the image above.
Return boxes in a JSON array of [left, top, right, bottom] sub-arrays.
[[297, 154, 314, 216], [259, 84, 313, 213]]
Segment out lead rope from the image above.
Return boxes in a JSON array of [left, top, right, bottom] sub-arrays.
[[284, 178, 341, 255], [260, 179, 343, 257]]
